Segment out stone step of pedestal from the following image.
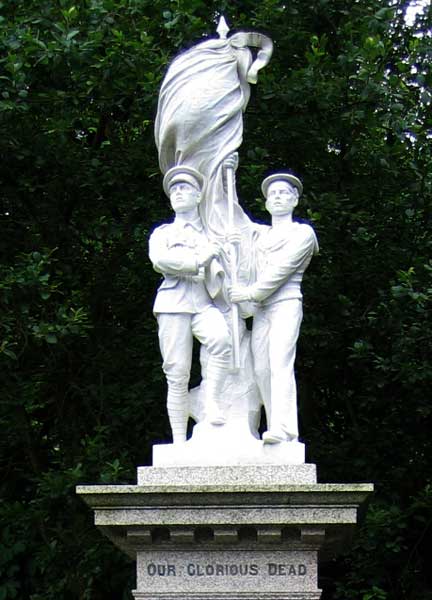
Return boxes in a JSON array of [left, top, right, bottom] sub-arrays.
[[137, 464, 317, 486], [132, 592, 322, 599]]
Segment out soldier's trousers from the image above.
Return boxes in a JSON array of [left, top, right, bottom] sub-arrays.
[[251, 299, 303, 440]]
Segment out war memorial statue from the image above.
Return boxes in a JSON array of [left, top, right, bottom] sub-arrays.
[[150, 17, 318, 460], [77, 19, 373, 600]]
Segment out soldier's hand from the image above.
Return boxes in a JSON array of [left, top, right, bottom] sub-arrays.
[[197, 242, 221, 267], [229, 285, 251, 303], [223, 152, 239, 172], [226, 228, 242, 245]]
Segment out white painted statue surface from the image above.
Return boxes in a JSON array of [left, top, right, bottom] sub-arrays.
[[155, 27, 272, 241], [149, 167, 231, 444], [155, 24, 273, 314], [149, 20, 318, 464], [230, 174, 319, 444]]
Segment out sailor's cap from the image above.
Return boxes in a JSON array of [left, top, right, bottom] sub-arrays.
[[163, 166, 205, 197], [261, 173, 303, 198]]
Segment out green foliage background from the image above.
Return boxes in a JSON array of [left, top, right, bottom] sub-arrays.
[[0, 0, 431, 598]]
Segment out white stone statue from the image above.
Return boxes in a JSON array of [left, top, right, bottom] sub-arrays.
[[230, 174, 319, 444], [149, 166, 231, 444], [149, 21, 317, 464]]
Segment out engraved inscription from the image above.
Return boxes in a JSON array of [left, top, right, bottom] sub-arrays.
[[186, 563, 259, 576], [138, 551, 316, 593], [268, 563, 307, 576], [144, 561, 307, 578], [147, 563, 177, 577]]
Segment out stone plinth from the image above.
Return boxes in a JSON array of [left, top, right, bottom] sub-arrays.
[[152, 422, 306, 467], [153, 441, 306, 467], [137, 464, 317, 486], [77, 465, 373, 600]]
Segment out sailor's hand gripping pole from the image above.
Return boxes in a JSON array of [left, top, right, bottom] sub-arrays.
[[224, 153, 241, 372]]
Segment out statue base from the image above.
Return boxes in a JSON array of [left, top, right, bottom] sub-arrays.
[[153, 420, 305, 467], [77, 465, 373, 599]]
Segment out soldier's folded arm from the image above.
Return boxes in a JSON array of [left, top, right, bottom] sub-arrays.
[[149, 228, 199, 275]]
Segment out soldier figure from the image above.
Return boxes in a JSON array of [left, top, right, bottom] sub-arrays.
[[149, 166, 231, 444], [230, 173, 318, 444]]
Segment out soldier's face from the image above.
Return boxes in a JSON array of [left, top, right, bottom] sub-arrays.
[[169, 181, 200, 213], [265, 181, 298, 216]]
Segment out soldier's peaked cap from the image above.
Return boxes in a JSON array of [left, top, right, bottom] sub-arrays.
[[163, 166, 205, 197], [261, 173, 303, 198]]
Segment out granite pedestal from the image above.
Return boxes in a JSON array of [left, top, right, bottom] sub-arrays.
[[77, 464, 372, 600]]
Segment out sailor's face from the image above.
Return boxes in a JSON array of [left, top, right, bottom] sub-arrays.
[[169, 181, 200, 213], [265, 181, 298, 216]]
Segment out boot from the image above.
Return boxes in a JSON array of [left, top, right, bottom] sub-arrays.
[[167, 388, 189, 444], [204, 355, 229, 425]]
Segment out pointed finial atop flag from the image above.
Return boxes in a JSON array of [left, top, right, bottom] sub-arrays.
[[217, 15, 229, 39]]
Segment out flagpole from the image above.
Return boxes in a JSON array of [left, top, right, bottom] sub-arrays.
[[225, 161, 241, 372]]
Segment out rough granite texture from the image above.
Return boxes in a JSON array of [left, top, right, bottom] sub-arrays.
[[93, 506, 358, 527], [76, 470, 373, 600], [137, 465, 317, 486], [132, 593, 322, 600], [136, 549, 317, 592], [76, 482, 373, 499]]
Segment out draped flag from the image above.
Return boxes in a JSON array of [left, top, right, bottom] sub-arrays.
[[155, 26, 272, 306]]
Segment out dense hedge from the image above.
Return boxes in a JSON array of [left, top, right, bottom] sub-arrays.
[[1, 1, 431, 598]]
